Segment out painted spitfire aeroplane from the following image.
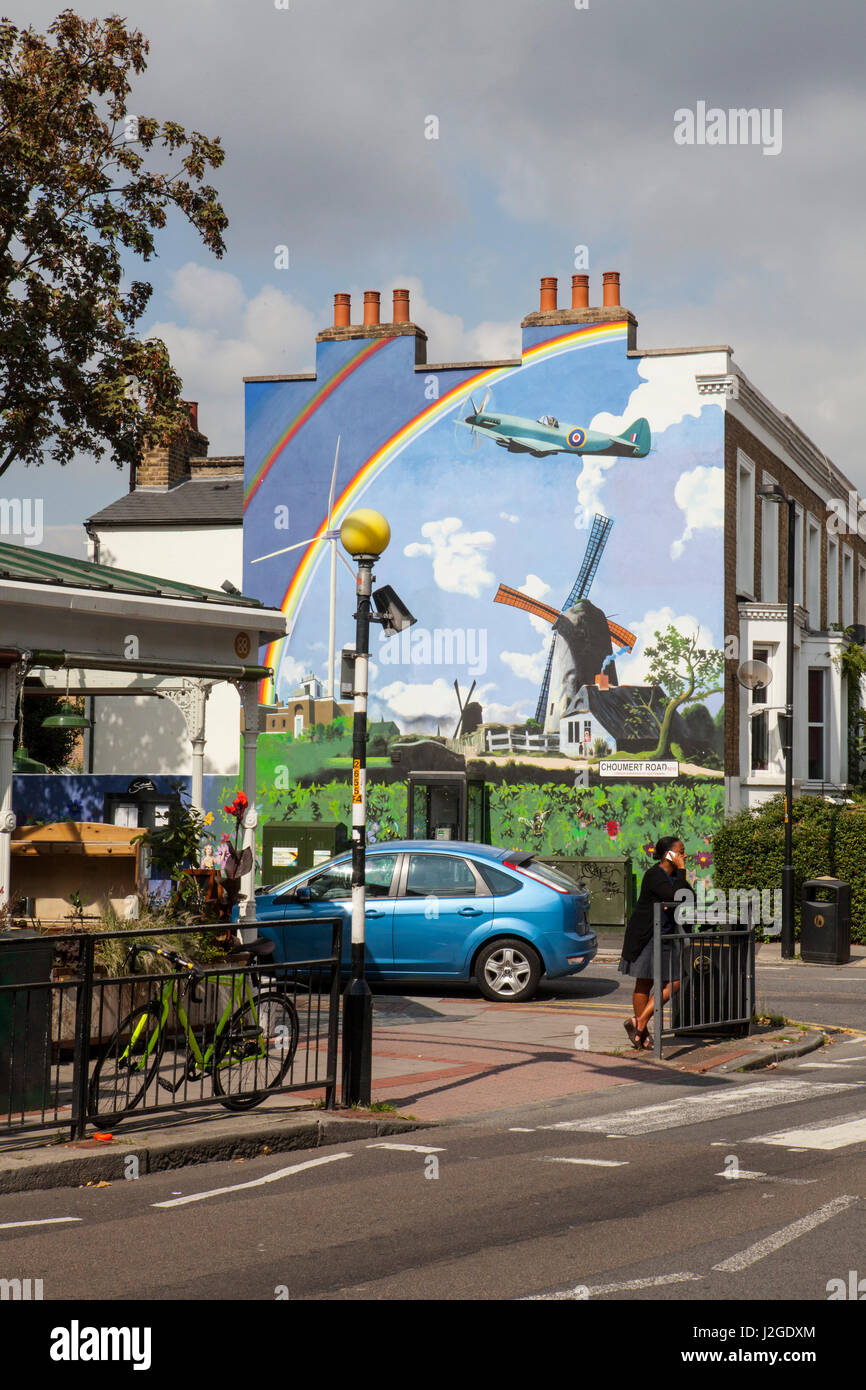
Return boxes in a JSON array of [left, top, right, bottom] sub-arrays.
[[458, 391, 651, 459]]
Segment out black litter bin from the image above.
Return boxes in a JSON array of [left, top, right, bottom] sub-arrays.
[[801, 879, 850, 964], [0, 930, 55, 1114]]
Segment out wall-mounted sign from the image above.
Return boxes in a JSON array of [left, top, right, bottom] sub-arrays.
[[272, 846, 298, 868], [312, 849, 332, 867], [126, 778, 157, 795], [599, 760, 679, 779]]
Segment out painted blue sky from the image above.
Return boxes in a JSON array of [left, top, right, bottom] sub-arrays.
[[257, 335, 725, 728]]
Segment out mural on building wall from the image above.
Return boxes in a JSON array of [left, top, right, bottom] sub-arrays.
[[242, 318, 726, 872]]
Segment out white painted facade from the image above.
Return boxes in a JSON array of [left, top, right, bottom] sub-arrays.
[[86, 523, 243, 776]]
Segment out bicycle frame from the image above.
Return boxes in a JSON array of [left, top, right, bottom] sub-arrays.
[[120, 953, 263, 1078]]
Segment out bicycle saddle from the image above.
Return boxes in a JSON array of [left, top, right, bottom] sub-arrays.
[[229, 936, 275, 959]]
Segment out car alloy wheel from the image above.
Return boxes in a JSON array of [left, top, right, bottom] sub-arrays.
[[476, 938, 542, 1002]]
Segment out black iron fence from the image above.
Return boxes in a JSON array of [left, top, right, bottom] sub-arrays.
[[0, 920, 342, 1141], [651, 904, 755, 1060]]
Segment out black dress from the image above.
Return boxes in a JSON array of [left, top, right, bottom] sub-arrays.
[[618, 865, 694, 980]]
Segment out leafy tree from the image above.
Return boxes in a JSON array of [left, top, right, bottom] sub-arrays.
[[15, 692, 81, 769], [626, 626, 724, 758], [0, 10, 227, 481]]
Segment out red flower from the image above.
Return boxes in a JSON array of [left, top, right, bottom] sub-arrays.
[[605, 820, 620, 838], [235, 792, 248, 808]]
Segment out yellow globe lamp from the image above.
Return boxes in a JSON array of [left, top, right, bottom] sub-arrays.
[[340, 509, 391, 559]]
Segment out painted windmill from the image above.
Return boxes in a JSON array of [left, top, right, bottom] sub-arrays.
[[493, 513, 636, 725], [453, 679, 481, 738]]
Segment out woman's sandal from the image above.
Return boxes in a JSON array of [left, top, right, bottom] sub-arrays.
[[635, 1026, 653, 1050], [623, 1018, 639, 1048]]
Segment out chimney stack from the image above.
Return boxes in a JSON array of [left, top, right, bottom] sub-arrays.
[[594, 673, 610, 691], [333, 293, 351, 327], [572, 274, 589, 309], [392, 288, 410, 323], [363, 291, 381, 326], [539, 276, 558, 312], [602, 271, 621, 307], [187, 401, 198, 432]]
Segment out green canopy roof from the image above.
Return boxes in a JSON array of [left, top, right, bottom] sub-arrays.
[[0, 541, 263, 609]]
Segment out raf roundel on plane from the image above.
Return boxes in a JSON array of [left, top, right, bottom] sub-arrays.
[[457, 390, 651, 459]]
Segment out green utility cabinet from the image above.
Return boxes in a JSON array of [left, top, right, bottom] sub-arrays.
[[537, 855, 635, 926], [261, 822, 348, 886]]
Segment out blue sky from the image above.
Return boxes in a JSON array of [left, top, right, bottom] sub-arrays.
[[3, 0, 865, 559]]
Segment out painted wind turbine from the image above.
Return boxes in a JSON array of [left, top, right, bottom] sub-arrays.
[[251, 436, 353, 698]]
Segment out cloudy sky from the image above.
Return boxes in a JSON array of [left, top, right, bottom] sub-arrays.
[[5, 0, 865, 555]]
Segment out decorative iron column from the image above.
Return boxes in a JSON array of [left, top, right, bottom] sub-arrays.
[[160, 679, 213, 812]]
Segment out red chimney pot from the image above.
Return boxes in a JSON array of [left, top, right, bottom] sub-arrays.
[[572, 274, 589, 309], [334, 293, 351, 327], [539, 276, 558, 312], [363, 291, 381, 326], [602, 271, 621, 307], [392, 288, 410, 323]]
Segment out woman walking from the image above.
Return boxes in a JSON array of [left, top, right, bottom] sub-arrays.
[[619, 835, 693, 1050]]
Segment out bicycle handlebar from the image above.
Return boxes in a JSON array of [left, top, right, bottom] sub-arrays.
[[123, 941, 202, 990]]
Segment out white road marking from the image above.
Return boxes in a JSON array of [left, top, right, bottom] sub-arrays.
[[366, 1143, 445, 1153], [713, 1170, 816, 1184], [712, 1195, 860, 1272], [0, 1217, 83, 1231], [748, 1113, 866, 1151], [539, 1157, 628, 1168], [152, 1153, 352, 1207], [542, 1080, 862, 1136], [522, 1272, 702, 1300], [799, 1061, 865, 1069], [508, 1127, 536, 1132]]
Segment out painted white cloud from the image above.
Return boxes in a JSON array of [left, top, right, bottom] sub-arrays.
[[403, 516, 495, 597], [574, 455, 617, 529], [518, 573, 554, 636], [670, 465, 724, 559], [378, 677, 493, 722], [275, 653, 309, 699], [590, 356, 705, 440], [500, 643, 549, 684], [615, 607, 716, 686], [484, 698, 537, 725], [576, 356, 713, 524]]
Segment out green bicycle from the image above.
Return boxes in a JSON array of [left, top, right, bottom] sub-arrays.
[[87, 938, 300, 1124]]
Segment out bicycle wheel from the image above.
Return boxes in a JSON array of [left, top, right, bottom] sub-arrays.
[[88, 1004, 164, 1123], [213, 991, 299, 1111]]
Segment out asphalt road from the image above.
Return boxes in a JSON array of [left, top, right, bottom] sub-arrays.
[[3, 1040, 866, 1313], [371, 955, 866, 1032]]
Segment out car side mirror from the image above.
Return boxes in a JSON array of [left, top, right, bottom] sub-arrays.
[[275, 883, 311, 904]]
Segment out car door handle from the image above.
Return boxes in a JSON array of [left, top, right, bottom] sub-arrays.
[[365, 908, 385, 918], [459, 907, 484, 916]]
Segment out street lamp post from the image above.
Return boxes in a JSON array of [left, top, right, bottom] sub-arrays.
[[758, 483, 796, 959], [339, 508, 392, 1107]]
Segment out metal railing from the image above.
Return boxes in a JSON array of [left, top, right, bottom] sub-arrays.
[[0, 919, 342, 1141], [652, 903, 755, 1060]]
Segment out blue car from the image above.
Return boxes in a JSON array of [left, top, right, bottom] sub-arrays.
[[243, 841, 596, 1003]]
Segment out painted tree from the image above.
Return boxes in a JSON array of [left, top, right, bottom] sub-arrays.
[[0, 10, 228, 482], [626, 626, 724, 759]]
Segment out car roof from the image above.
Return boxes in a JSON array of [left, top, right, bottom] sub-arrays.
[[337, 841, 510, 861]]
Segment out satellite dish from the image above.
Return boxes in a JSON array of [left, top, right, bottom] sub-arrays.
[[737, 659, 773, 692]]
